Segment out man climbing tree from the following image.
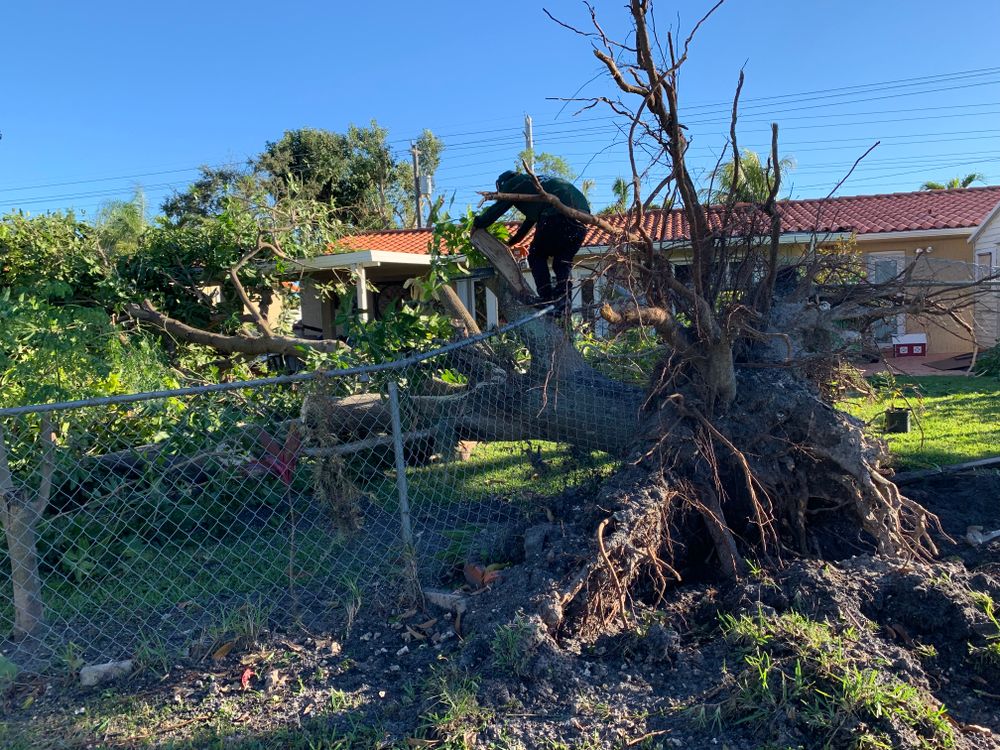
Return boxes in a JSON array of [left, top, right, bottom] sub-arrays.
[[472, 170, 590, 310]]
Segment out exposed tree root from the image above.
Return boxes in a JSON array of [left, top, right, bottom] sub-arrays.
[[539, 368, 944, 637]]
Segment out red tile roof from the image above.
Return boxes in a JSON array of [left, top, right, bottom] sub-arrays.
[[334, 228, 438, 255], [335, 186, 1000, 255]]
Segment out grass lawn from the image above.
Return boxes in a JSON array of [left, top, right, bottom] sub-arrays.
[[0, 438, 616, 666], [841, 375, 1000, 469]]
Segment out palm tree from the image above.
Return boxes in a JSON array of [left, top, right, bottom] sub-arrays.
[[95, 189, 147, 256], [709, 149, 795, 204], [597, 176, 630, 215], [919, 172, 985, 191]]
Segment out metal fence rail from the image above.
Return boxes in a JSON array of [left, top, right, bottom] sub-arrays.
[[0, 309, 614, 670]]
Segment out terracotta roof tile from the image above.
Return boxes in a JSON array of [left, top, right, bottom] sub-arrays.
[[334, 186, 1000, 255], [332, 228, 435, 255]]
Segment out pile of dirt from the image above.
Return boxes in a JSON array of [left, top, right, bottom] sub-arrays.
[[3, 473, 1000, 749]]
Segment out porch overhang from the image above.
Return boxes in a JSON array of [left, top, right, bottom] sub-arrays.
[[292, 249, 436, 273]]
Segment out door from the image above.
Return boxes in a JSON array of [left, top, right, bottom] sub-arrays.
[[866, 252, 906, 343]]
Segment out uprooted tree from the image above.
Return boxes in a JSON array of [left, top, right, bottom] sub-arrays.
[[409, 0, 998, 635], [122, 1, 999, 638]]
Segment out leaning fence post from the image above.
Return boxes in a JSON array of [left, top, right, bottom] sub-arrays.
[[387, 381, 414, 547]]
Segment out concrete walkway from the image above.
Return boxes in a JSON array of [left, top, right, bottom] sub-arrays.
[[860, 352, 974, 377]]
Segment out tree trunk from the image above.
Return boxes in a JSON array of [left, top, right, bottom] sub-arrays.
[[2, 501, 45, 639], [0, 421, 53, 641]]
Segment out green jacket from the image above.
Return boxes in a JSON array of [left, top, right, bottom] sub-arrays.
[[473, 173, 591, 229]]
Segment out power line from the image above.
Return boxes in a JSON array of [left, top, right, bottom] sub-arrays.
[[4, 69, 998, 198], [6, 65, 1000, 213], [0, 162, 243, 195], [387, 65, 1000, 143]]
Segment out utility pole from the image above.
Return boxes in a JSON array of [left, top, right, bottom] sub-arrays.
[[410, 142, 422, 229], [523, 114, 534, 172]]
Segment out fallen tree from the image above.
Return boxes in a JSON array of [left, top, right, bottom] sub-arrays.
[[118, 1, 998, 641], [407, 0, 1000, 638]]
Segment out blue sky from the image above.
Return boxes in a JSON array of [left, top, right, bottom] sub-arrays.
[[2, 0, 999, 220]]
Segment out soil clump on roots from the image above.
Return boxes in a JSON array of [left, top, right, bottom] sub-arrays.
[[450, 471, 1000, 749]]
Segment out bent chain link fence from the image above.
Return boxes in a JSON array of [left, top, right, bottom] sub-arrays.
[[0, 310, 620, 671]]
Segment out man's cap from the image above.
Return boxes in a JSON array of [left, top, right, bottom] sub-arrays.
[[496, 170, 518, 189]]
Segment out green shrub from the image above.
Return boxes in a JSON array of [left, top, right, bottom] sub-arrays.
[[973, 344, 1000, 378]]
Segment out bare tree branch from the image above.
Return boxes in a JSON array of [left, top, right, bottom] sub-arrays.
[[128, 301, 349, 357]]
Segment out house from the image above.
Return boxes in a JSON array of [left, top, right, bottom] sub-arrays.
[[293, 186, 1000, 354]]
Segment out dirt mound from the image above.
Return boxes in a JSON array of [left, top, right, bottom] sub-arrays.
[[447, 473, 1000, 749], [4, 474, 1000, 749]]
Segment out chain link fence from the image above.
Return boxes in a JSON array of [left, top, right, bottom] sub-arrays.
[[861, 255, 1000, 351], [0, 310, 618, 670]]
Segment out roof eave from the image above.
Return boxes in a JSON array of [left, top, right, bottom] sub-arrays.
[[969, 200, 1000, 245], [293, 249, 435, 271], [852, 227, 973, 242], [579, 231, 854, 255]]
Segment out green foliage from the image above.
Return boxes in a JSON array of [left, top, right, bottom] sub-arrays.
[[0, 291, 175, 407], [121, 181, 341, 332], [0, 210, 108, 302], [255, 123, 442, 230], [516, 149, 576, 181], [161, 166, 246, 224], [717, 610, 955, 749], [968, 591, 1000, 669], [576, 323, 663, 385], [920, 173, 984, 191], [306, 210, 502, 371], [413, 128, 445, 177], [95, 190, 147, 256], [972, 344, 1000, 377], [418, 665, 490, 748], [206, 600, 272, 646], [133, 631, 172, 676], [598, 176, 631, 215], [708, 149, 795, 204], [491, 613, 538, 677], [351, 304, 453, 362]]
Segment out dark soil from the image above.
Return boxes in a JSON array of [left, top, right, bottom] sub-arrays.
[[3, 472, 1000, 749]]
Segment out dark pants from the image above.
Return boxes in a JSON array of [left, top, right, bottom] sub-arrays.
[[527, 214, 587, 306]]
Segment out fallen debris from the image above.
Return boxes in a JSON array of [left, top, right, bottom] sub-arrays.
[[79, 660, 133, 687]]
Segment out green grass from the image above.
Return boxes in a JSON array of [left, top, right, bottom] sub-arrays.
[[404, 440, 616, 507], [840, 375, 1000, 469], [0, 437, 612, 664], [1, 689, 386, 749], [491, 612, 538, 677], [713, 610, 955, 749]]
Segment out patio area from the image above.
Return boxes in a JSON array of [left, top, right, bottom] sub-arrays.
[[859, 351, 975, 377]]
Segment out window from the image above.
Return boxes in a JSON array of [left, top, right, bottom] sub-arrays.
[[976, 250, 998, 281]]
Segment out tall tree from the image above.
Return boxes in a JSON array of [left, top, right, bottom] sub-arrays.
[[516, 149, 576, 181], [253, 123, 443, 230], [161, 166, 245, 224], [599, 176, 631, 215], [920, 172, 985, 191]]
